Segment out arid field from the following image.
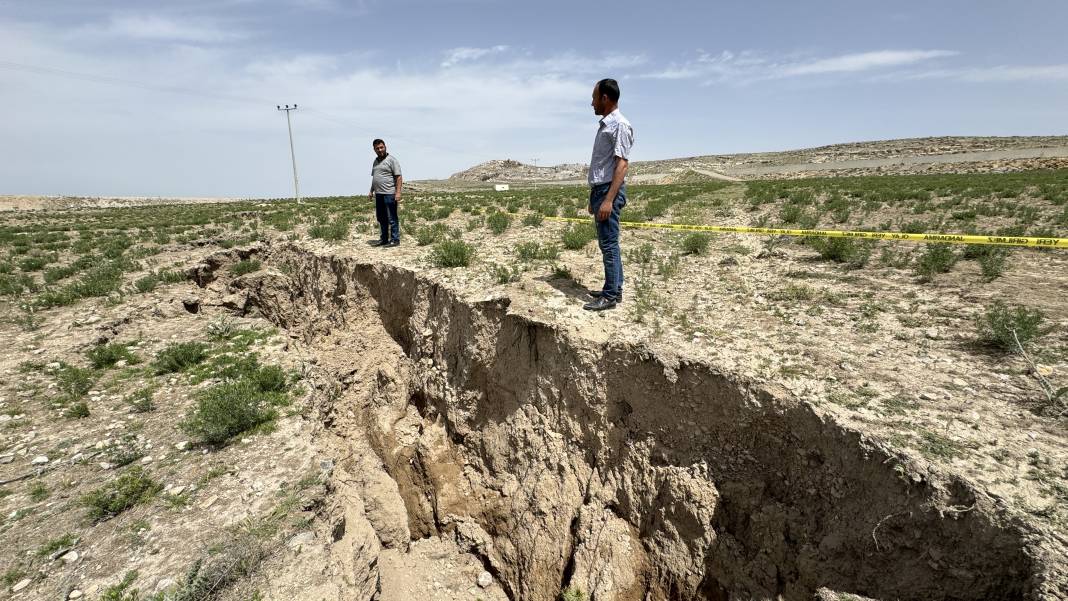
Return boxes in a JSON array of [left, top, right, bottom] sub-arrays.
[[1, 138, 1066, 601]]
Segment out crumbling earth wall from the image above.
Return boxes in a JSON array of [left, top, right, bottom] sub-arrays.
[[194, 243, 1066, 601]]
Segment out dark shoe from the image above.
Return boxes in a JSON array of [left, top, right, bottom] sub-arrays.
[[588, 290, 623, 302], [372, 240, 389, 247], [388, 240, 400, 247], [583, 297, 617, 311]]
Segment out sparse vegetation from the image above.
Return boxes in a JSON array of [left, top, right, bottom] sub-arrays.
[[81, 468, 161, 521], [153, 342, 209, 374], [430, 239, 474, 268], [976, 301, 1048, 352]]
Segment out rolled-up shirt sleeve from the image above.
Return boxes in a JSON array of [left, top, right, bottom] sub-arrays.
[[613, 123, 634, 160]]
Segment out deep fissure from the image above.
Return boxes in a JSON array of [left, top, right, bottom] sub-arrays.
[[193, 243, 1056, 601]]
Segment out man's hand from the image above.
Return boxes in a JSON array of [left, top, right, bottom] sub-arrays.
[[394, 194, 401, 203], [596, 199, 612, 222], [368, 192, 374, 203]]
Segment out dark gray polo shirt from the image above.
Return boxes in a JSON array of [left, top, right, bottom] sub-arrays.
[[371, 154, 402, 194]]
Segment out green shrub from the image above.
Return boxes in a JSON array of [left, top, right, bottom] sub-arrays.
[[657, 252, 681, 278], [308, 220, 350, 241], [88, 342, 139, 369], [807, 237, 872, 269], [65, 401, 90, 419], [515, 242, 560, 261], [627, 243, 654, 264], [915, 243, 958, 280], [561, 223, 597, 250], [976, 301, 1047, 352], [430, 239, 474, 268], [98, 571, 139, 601], [43, 264, 79, 284], [19, 255, 53, 272], [486, 212, 512, 235], [153, 342, 209, 374], [231, 259, 261, 276], [180, 380, 281, 445], [414, 223, 448, 246], [522, 212, 545, 227], [81, 468, 161, 521], [133, 274, 159, 293], [976, 247, 1010, 281], [680, 232, 710, 255], [55, 363, 95, 399], [0, 273, 38, 297], [490, 263, 522, 284], [125, 387, 156, 413], [36, 533, 75, 557]]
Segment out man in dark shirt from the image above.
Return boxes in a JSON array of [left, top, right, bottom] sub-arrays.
[[369, 138, 403, 247]]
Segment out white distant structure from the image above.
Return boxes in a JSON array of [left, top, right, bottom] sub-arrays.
[[494, 184, 510, 192]]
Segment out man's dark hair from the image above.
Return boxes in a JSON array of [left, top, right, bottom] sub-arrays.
[[372, 138, 385, 146], [596, 78, 620, 103]]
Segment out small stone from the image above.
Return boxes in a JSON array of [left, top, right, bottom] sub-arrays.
[[155, 578, 176, 592], [0, 415, 10, 422], [31, 455, 49, 465], [170, 486, 186, 496], [12, 578, 31, 592], [61, 550, 79, 563], [114, 360, 128, 368], [952, 378, 967, 387], [240, 438, 252, 444], [68, 590, 83, 599], [99, 462, 113, 470], [288, 531, 315, 550], [140, 456, 153, 464], [0, 455, 13, 464], [46, 362, 61, 370], [919, 391, 937, 401], [477, 571, 493, 588], [924, 328, 940, 340], [175, 441, 190, 451]]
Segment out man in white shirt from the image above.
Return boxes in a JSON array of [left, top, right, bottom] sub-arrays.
[[584, 78, 634, 311]]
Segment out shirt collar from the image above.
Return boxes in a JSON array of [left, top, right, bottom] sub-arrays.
[[599, 108, 621, 127]]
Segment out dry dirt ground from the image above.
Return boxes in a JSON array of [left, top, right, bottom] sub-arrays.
[[1, 146, 1067, 601]]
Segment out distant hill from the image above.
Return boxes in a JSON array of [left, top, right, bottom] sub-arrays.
[[443, 136, 1068, 186]]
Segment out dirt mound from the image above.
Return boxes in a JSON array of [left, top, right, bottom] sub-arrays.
[[449, 160, 587, 182]]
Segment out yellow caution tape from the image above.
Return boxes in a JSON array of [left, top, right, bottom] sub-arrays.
[[536, 215, 1067, 249]]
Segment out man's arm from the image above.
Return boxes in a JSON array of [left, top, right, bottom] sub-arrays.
[[394, 175, 403, 202], [597, 157, 628, 221]]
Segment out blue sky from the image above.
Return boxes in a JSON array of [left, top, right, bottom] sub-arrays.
[[2, 0, 1067, 197]]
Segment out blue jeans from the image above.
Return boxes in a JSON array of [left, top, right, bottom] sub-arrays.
[[589, 183, 626, 300], [375, 193, 400, 243]]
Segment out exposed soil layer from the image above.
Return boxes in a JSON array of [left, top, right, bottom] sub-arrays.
[[194, 243, 1067, 601]]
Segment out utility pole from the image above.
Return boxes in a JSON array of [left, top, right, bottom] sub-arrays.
[[276, 104, 301, 204], [531, 158, 539, 190]]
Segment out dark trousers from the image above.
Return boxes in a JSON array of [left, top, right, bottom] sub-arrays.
[[375, 193, 399, 243], [589, 183, 627, 300]]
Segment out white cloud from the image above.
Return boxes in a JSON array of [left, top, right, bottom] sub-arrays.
[[891, 64, 1068, 83], [102, 15, 249, 43], [0, 19, 615, 195], [640, 49, 957, 84], [441, 45, 510, 68], [782, 50, 958, 76]]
